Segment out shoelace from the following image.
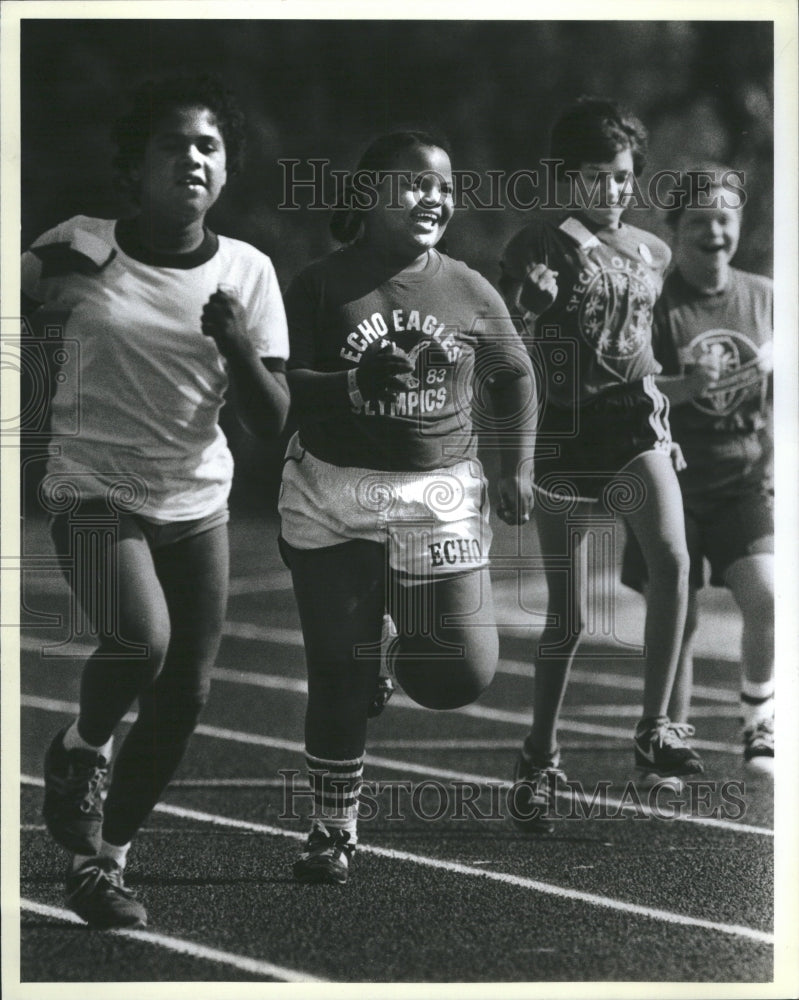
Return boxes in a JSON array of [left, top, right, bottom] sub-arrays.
[[307, 826, 354, 859], [652, 722, 696, 749], [530, 763, 566, 782], [520, 754, 566, 786], [67, 861, 137, 901], [746, 717, 774, 747], [65, 761, 108, 812]]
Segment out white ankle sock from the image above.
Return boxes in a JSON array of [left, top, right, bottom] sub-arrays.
[[741, 679, 775, 702], [62, 720, 113, 760], [70, 840, 131, 872], [99, 840, 131, 869], [741, 694, 774, 728]]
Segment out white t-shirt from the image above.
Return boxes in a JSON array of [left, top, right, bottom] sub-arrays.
[[22, 215, 289, 520]]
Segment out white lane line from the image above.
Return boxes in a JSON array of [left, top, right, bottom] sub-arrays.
[[20, 899, 326, 982], [19, 701, 773, 838], [207, 666, 743, 754], [551, 704, 737, 719], [105, 801, 773, 946], [18, 635, 741, 749], [500, 658, 739, 704], [223, 620, 305, 647], [227, 572, 293, 596], [18, 631, 738, 704], [453, 701, 741, 753]]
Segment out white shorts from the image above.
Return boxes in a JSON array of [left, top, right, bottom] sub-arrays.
[[278, 433, 492, 583]]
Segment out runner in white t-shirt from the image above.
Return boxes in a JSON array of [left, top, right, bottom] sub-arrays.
[[24, 75, 289, 930]]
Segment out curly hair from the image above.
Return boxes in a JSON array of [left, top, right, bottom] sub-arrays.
[[112, 74, 247, 179], [550, 96, 648, 178], [330, 130, 451, 245]]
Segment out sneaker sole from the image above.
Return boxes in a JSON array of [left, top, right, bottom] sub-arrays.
[[69, 905, 147, 930]]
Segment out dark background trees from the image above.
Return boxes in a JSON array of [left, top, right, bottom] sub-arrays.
[[20, 18, 774, 506]]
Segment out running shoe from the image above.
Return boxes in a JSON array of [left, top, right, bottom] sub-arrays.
[[293, 821, 355, 885], [43, 727, 108, 855], [743, 715, 774, 776], [508, 745, 565, 834], [65, 857, 147, 929], [368, 613, 397, 718], [633, 718, 704, 788]]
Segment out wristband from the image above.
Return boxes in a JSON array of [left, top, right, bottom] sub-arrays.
[[346, 368, 365, 409]]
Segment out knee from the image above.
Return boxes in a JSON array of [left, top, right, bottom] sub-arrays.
[[647, 542, 690, 590], [396, 658, 495, 709], [393, 633, 497, 710], [97, 622, 170, 682]]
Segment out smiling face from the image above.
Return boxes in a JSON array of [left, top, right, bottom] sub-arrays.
[[133, 105, 228, 223], [571, 147, 634, 229], [362, 144, 454, 263], [674, 195, 741, 290]]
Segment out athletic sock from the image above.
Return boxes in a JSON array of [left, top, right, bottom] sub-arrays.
[[70, 840, 131, 872], [99, 839, 131, 870], [306, 752, 363, 845], [635, 715, 669, 737], [62, 719, 113, 760], [740, 688, 774, 729], [522, 732, 558, 762]]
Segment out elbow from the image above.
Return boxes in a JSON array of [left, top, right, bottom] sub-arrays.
[[239, 388, 291, 442]]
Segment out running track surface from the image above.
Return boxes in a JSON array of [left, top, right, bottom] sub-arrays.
[[10, 511, 780, 989]]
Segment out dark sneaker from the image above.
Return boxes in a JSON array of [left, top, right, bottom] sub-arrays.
[[634, 719, 704, 788], [508, 746, 565, 834], [65, 857, 147, 929], [367, 676, 395, 718], [368, 614, 398, 718], [43, 727, 108, 854], [293, 822, 355, 885], [743, 715, 774, 776]]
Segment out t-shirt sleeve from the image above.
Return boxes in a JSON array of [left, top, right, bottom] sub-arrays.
[[282, 267, 320, 371], [246, 255, 289, 362], [471, 275, 533, 381], [21, 220, 70, 304], [651, 296, 681, 375]]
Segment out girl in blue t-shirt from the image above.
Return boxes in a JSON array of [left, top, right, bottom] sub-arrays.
[[280, 131, 537, 884]]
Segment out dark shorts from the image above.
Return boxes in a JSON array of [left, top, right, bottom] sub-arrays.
[[533, 375, 671, 505], [622, 487, 774, 591]]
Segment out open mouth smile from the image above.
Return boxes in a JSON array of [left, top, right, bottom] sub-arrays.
[[411, 212, 441, 229]]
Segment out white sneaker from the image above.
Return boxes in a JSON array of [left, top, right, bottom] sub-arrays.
[[743, 715, 774, 777]]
